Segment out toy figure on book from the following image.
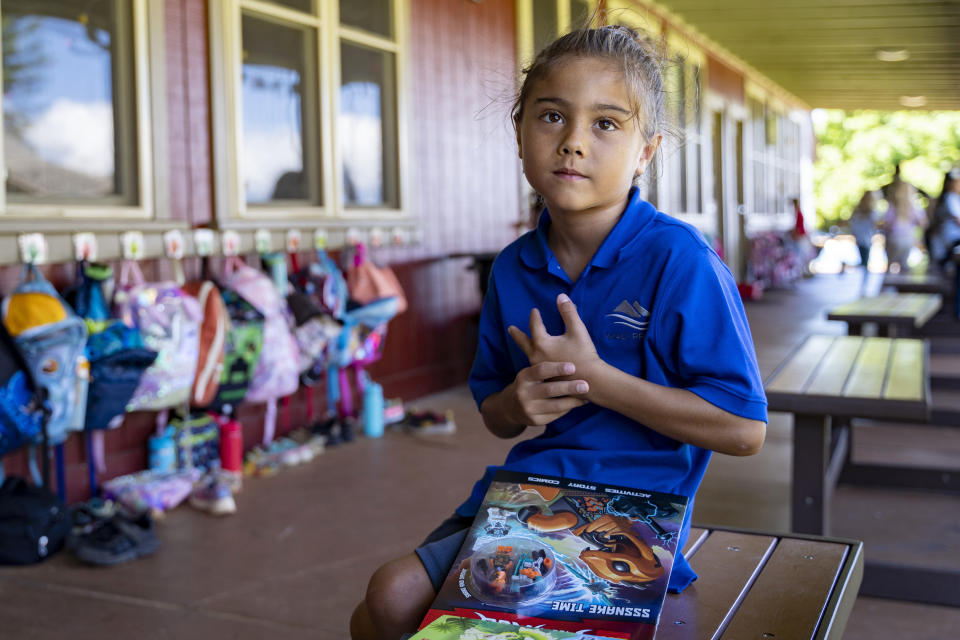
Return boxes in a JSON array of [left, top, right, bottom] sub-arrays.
[[417, 471, 688, 640]]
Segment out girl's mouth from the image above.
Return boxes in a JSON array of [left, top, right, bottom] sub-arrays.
[[554, 168, 586, 179]]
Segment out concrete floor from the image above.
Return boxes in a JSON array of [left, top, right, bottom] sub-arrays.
[[1, 269, 959, 638]]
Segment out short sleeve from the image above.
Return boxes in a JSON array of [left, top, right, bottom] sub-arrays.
[[468, 273, 515, 410], [651, 247, 767, 422]]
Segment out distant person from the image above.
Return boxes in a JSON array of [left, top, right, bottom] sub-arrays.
[[883, 180, 925, 273], [789, 197, 815, 274], [881, 162, 928, 201], [926, 168, 960, 266], [849, 191, 878, 270]]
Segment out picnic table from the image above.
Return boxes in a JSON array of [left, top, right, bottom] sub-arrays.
[[826, 292, 941, 337], [765, 333, 960, 607], [881, 271, 951, 296], [659, 526, 863, 640]]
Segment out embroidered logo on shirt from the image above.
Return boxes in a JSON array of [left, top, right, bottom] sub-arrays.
[[604, 300, 649, 341]]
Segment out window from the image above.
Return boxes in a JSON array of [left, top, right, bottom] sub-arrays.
[[211, 0, 405, 223], [660, 34, 704, 216], [517, 0, 598, 67], [745, 88, 802, 216], [0, 0, 157, 219]]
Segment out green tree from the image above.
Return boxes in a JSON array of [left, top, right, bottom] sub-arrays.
[[813, 110, 960, 228]]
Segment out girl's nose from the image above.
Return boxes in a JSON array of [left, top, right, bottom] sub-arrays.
[[561, 145, 584, 157]]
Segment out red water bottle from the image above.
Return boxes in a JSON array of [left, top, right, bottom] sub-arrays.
[[216, 414, 244, 473]]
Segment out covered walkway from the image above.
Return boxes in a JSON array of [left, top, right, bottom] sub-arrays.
[[1, 269, 958, 638]]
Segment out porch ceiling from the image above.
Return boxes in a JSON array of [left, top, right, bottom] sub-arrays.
[[654, 0, 960, 110]]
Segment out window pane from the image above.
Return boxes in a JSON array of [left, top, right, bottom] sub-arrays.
[[241, 14, 318, 205], [340, 42, 398, 208], [2, 0, 136, 203], [533, 0, 558, 52], [340, 0, 392, 38], [262, 0, 313, 12]]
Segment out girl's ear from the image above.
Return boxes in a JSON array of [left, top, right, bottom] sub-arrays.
[[635, 133, 663, 177]]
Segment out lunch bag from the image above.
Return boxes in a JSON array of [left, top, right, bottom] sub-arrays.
[[113, 261, 201, 412], [0, 476, 70, 565]]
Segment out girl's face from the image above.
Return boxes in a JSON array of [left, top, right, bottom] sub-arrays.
[[516, 56, 661, 219]]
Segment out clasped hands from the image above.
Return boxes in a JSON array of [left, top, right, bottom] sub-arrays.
[[505, 293, 604, 426]]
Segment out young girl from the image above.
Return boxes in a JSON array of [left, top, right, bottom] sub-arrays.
[[350, 25, 767, 640]]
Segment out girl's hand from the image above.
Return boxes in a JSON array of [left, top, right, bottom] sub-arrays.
[[508, 293, 603, 380], [501, 361, 589, 426]]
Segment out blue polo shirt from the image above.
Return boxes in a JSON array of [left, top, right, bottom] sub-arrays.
[[464, 187, 767, 592]]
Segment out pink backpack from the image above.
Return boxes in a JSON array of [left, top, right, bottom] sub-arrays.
[[114, 261, 201, 413], [221, 257, 299, 443]]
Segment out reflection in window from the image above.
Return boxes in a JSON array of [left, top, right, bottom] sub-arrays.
[[2, 0, 136, 203], [241, 14, 317, 205], [340, 0, 392, 37], [340, 43, 397, 208]]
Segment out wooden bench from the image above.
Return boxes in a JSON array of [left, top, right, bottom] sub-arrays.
[[826, 292, 942, 337], [658, 526, 863, 640], [882, 271, 951, 296], [403, 526, 864, 640], [764, 334, 960, 607]]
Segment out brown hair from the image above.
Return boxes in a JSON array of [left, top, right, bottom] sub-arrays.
[[511, 25, 666, 144]]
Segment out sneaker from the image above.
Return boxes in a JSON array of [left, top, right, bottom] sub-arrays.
[[73, 511, 160, 566], [189, 474, 237, 516], [403, 410, 456, 436], [67, 499, 117, 551]]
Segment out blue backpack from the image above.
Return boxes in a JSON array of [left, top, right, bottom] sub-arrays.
[[66, 263, 157, 431], [0, 323, 47, 486], [1, 265, 88, 447]]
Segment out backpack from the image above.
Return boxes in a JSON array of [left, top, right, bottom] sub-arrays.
[[204, 286, 264, 414], [181, 281, 227, 408], [113, 261, 201, 412], [66, 263, 157, 430], [344, 243, 407, 314], [292, 249, 348, 320], [0, 324, 47, 486], [0, 476, 70, 565], [221, 257, 299, 443], [1, 265, 88, 446]]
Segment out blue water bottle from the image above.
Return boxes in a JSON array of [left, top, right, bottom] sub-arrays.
[[363, 379, 385, 438], [148, 426, 176, 472]]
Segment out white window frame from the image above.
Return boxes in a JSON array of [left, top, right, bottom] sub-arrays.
[[209, 0, 410, 229], [0, 0, 167, 227]]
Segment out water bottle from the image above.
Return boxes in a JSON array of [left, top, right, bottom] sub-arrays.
[[363, 380, 384, 438], [148, 426, 176, 472], [217, 413, 244, 473]]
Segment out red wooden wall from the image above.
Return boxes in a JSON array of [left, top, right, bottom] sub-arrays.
[[0, 0, 521, 501]]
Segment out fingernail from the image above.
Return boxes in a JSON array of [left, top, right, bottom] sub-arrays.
[[563, 363, 575, 375], [576, 382, 588, 393], [558, 293, 571, 304]]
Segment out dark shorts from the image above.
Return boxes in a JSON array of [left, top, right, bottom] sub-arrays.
[[414, 513, 473, 591]]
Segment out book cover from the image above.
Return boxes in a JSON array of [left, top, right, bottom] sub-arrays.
[[419, 470, 688, 640], [408, 614, 607, 639]]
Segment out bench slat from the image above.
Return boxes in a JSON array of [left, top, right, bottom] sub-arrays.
[[720, 538, 848, 640], [683, 527, 709, 557], [659, 530, 776, 640], [805, 337, 862, 396], [885, 339, 925, 401], [766, 336, 836, 394], [843, 337, 891, 398]]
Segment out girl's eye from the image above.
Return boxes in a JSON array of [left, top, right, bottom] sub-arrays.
[[540, 111, 562, 124], [597, 118, 617, 131]]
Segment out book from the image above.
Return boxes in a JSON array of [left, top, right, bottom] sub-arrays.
[[418, 470, 689, 640], [407, 614, 607, 639]]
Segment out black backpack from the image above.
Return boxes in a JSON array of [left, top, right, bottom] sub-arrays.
[[0, 476, 70, 565]]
